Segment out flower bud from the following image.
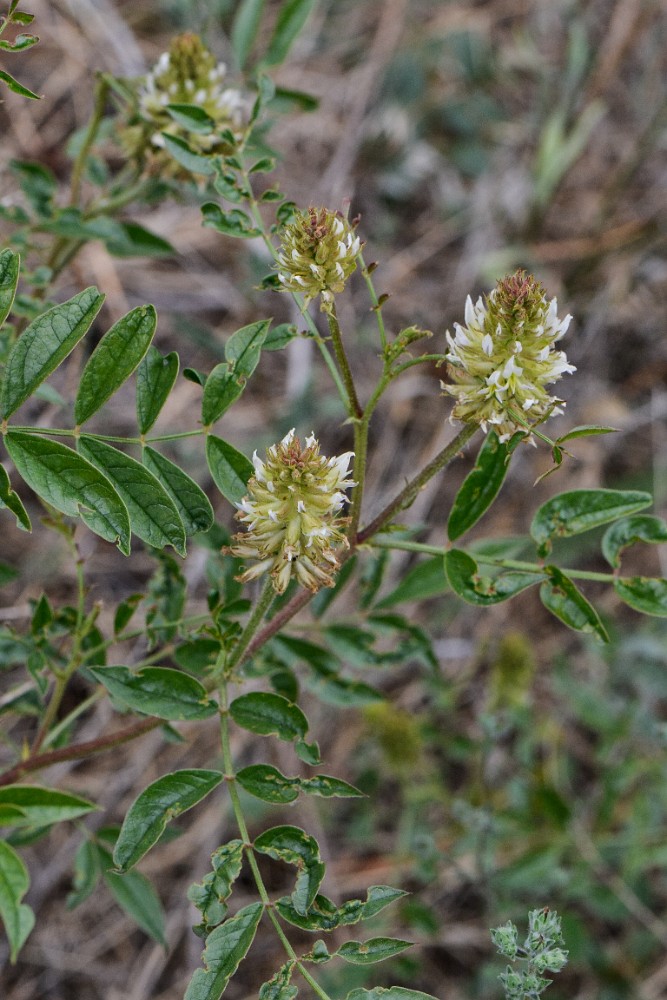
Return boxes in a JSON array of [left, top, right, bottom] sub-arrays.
[[442, 270, 575, 441], [120, 33, 249, 174], [230, 430, 354, 594], [276, 207, 362, 311]]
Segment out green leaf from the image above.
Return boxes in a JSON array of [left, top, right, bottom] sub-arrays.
[[540, 566, 609, 641], [0, 463, 31, 531], [188, 840, 245, 937], [78, 436, 186, 555], [101, 848, 166, 945], [0, 68, 39, 100], [262, 0, 316, 67], [0, 248, 20, 326], [236, 765, 363, 804], [136, 345, 179, 434], [103, 221, 174, 258], [444, 549, 543, 606], [185, 902, 263, 1000], [301, 774, 364, 799], [201, 364, 243, 425], [556, 424, 618, 443], [614, 577, 667, 617], [337, 937, 412, 966], [201, 203, 261, 238], [113, 769, 224, 872], [601, 515, 667, 569], [160, 133, 216, 176], [237, 764, 299, 804], [0, 840, 35, 962], [276, 885, 407, 933], [5, 432, 130, 552], [376, 556, 448, 608], [530, 489, 652, 557], [274, 634, 383, 706], [1, 286, 104, 418], [142, 447, 214, 536], [0, 560, 18, 586], [259, 962, 297, 1000], [263, 322, 297, 351], [0, 785, 97, 827], [345, 989, 438, 1000], [89, 665, 218, 721], [0, 32, 38, 52], [74, 305, 157, 425], [66, 838, 101, 909], [231, 0, 266, 67], [229, 692, 308, 742], [254, 825, 325, 914], [206, 435, 253, 505], [447, 431, 519, 541], [166, 103, 215, 133]]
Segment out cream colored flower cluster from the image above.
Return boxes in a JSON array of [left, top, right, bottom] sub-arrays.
[[123, 34, 248, 171], [230, 430, 355, 594], [442, 270, 575, 441], [276, 207, 362, 311]]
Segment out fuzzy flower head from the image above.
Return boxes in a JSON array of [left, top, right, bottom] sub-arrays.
[[122, 33, 249, 173], [442, 270, 575, 441], [230, 430, 355, 594], [276, 207, 362, 312]]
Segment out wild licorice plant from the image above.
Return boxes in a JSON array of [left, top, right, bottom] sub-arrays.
[[2, 10, 667, 1000]]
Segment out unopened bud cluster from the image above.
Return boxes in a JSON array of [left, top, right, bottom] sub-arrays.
[[276, 207, 362, 311], [230, 430, 354, 594], [122, 33, 248, 172], [442, 271, 575, 441]]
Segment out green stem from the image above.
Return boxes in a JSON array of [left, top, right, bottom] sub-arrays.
[[5, 426, 205, 445], [31, 538, 89, 754], [326, 304, 362, 420], [360, 252, 388, 351], [370, 538, 617, 584], [225, 579, 275, 675], [70, 75, 110, 207], [357, 423, 478, 543], [218, 680, 333, 1000]]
